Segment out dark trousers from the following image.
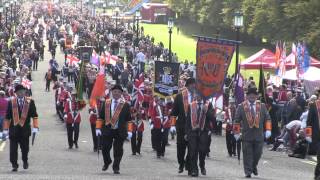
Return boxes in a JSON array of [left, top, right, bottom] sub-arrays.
[[33, 60, 38, 70], [10, 136, 29, 167], [226, 130, 236, 156], [67, 72, 74, 82], [131, 131, 143, 154], [151, 128, 156, 150], [57, 103, 64, 121], [101, 129, 124, 171], [90, 124, 98, 150], [315, 142, 320, 179], [207, 134, 212, 154], [177, 129, 189, 169], [45, 80, 51, 91], [154, 128, 169, 156], [242, 141, 264, 175], [188, 131, 209, 173], [66, 123, 80, 148]]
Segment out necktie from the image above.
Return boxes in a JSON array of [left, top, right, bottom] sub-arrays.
[[197, 103, 201, 124], [19, 99, 23, 109], [250, 103, 255, 118], [113, 100, 118, 115]]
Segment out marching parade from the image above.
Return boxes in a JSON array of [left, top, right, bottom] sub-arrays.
[[0, 1, 318, 180]]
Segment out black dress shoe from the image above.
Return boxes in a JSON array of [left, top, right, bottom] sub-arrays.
[[191, 172, 199, 177], [74, 142, 78, 149], [253, 168, 258, 176], [12, 167, 18, 172], [23, 162, 29, 169], [245, 174, 252, 178], [93, 148, 98, 152], [178, 165, 184, 173], [132, 152, 136, 155], [201, 168, 206, 175], [113, 170, 120, 174], [102, 164, 109, 171], [188, 170, 192, 176], [69, 146, 73, 149]]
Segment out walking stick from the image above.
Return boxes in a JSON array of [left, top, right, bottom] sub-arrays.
[[237, 138, 241, 165], [31, 132, 36, 146]]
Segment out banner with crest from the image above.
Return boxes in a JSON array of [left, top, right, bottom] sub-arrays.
[[196, 37, 238, 99], [154, 61, 180, 97]]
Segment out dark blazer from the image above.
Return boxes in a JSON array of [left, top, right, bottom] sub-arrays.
[[6, 98, 38, 139], [307, 102, 320, 143], [99, 99, 131, 140], [171, 93, 188, 131], [185, 102, 213, 137], [234, 101, 271, 142]]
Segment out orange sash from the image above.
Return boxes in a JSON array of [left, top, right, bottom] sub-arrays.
[[243, 101, 261, 128], [190, 101, 209, 130], [105, 99, 125, 128], [315, 100, 320, 129], [182, 89, 189, 116], [12, 98, 30, 127]]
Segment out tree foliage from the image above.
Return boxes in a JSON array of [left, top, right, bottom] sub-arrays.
[[168, 0, 320, 57]]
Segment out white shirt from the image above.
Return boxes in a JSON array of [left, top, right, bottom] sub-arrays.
[[136, 52, 146, 63], [187, 91, 193, 104], [286, 120, 301, 130], [248, 101, 256, 112], [300, 111, 308, 129]]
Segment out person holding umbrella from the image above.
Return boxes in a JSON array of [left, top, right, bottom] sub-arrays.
[[2, 84, 39, 172], [233, 87, 272, 178]]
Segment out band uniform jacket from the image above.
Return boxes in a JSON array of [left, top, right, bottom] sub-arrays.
[[64, 99, 86, 124], [5, 97, 38, 138], [98, 99, 131, 139], [234, 100, 271, 142]]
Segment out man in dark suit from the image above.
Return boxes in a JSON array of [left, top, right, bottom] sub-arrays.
[[306, 90, 320, 180], [233, 87, 272, 178], [185, 94, 213, 177], [3, 84, 39, 172], [96, 84, 132, 174], [170, 78, 196, 174]]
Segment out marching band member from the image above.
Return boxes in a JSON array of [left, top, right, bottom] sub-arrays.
[[130, 107, 144, 155]]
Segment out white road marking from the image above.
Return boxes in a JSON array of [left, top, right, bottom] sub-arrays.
[[0, 141, 6, 152], [301, 160, 317, 166]]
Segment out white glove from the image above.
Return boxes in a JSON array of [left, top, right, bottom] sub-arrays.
[[265, 130, 272, 139], [32, 128, 39, 134], [170, 126, 176, 134], [96, 129, 102, 136], [64, 114, 67, 119], [184, 134, 188, 141], [208, 131, 212, 136], [150, 124, 154, 130], [234, 134, 240, 141], [127, 132, 133, 140], [306, 137, 312, 143], [56, 101, 60, 105], [148, 119, 152, 125]]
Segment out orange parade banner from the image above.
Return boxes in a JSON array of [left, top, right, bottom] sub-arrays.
[[196, 37, 237, 98]]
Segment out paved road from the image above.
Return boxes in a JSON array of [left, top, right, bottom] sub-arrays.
[[0, 38, 316, 180]]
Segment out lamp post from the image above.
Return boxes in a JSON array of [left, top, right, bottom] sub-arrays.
[[114, 7, 119, 32], [0, 3, 3, 29], [103, 2, 106, 13], [168, 17, 174, 62], [92, 0, 96, 17], [5, 1, 8, 28], [234, 11, 243, 78], [10, 0, 12, 25], [135, 10, 140, 39]]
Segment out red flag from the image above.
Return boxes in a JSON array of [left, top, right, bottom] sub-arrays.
[[275, 42, 281, 68], [90, 73, 106, 107]]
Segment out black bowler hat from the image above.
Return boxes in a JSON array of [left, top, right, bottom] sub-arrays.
[[185, 78, 196, 86], [246, 87, 258, 95], [14, 84, 26, 93], [111, 84, 123, 92]]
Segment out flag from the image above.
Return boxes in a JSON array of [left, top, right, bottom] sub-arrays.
[[275, 42, 281, 70], [303, 44, 310, 73], [258, 64, 267, 103], [90, 51, 100, 66], [278, 42, 286, 77], [66, 55, 80, 66], [132, 73, 144, 108], [76, 61, 85, 101], [21, 78, 32, 89], [234, 73, 244, 105], [89, 72, 106, 107]]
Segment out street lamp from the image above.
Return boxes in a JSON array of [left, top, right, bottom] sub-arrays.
[[135, 10, 141, 39], [103, 2, 106, 13], [92, 0, 96, 17], [0, 3, 3, 29], [168, 17, 174, 62], [234, 11, 243, 78], [5, 1, 9, 28]]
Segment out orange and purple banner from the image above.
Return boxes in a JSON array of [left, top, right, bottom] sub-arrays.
[[196, 37, 237, 99]]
